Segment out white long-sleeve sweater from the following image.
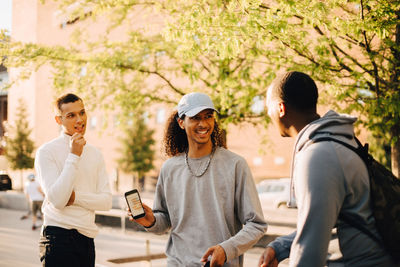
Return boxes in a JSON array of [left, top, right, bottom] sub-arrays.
[[35, 132, 112, 238]]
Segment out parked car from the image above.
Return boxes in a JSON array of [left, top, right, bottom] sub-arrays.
[[256, 178, 290, 209], [0, 173, 12, 191]]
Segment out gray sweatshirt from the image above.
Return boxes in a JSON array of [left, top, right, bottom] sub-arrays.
[[268, 110, 395, 267], [146, 147, 268, 266]]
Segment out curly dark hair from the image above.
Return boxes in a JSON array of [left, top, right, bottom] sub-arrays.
[[163, 111, 226, 157]]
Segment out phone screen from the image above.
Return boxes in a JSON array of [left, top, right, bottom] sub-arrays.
[[125, 189, 145, 219]]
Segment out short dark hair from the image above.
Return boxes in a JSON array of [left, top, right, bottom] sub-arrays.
[[272, 71, 318, 111], [55, 93, 82, 113]]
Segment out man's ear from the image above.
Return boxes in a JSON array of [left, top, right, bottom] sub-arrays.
[[278, 102, 286, 118], [177, 118, 185, 130], [55, 115, 62, 125]]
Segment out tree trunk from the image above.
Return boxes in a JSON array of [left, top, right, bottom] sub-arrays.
[[390, 13, 400, 179], [391, 138, 400, 178], [20, 170, 24, 191], [133, 174, 139, 190], [113, 168, 119, 192]]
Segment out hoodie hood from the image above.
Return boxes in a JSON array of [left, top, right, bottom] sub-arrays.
[[286, 110, 358, 209], [294, 110, 357, 153]]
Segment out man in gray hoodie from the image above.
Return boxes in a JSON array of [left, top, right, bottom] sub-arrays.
[[258, 71, 395, 267]]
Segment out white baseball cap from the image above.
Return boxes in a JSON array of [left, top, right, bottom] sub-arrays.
[[27, 174, 35, 181], [177, 92, 217, 118]]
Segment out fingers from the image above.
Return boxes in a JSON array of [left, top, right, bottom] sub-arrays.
[[141, 203, 152, 212], [66, 190, 75, 206], [127, 204, 156, 228], [209, 245, 226, 267], [201, 247, 214, 263], [258, 247, 277, 267], [201, 246, 226, 267], [126, 203, 152, 218], [271, 258, 278, 267], [258, 252, 266, 267], [71, 133, 86, 145], [70, 133, 86, 156]]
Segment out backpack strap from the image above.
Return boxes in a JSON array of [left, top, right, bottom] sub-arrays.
[[312, 137, 369, 165], [311, 136, 383, 245]]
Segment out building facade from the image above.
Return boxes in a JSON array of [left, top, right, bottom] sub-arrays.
[[8, 0, 296, 192]]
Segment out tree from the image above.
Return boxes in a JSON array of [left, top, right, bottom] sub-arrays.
[[1, 0, 399, 176], [164, 0, 400, 177], [5, 98, 35, 190], [117, 113, 155, 190], [0, 1, 269, 132]]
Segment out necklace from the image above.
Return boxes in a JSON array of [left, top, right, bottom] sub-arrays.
[[185, 147, 215, 177]]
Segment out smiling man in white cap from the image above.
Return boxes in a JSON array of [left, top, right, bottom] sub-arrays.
[[130, 92, 267, 267]]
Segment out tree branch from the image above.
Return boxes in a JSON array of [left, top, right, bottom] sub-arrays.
[[361, 0, 380, 96], [136, 68, 185, 96], [312, 24, 388, 86], [198, 57, 212, 74], [231, 57, 246, 74], [18, 48, 187, 97], [390, 10, 400, 91]]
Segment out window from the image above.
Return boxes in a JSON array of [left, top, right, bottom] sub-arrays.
[[253, 157, 263, 166], [89, 116, 97, 129], [113, 115, 120, 128], [156, 108, 166, 124], [251, 95, 264, 115]]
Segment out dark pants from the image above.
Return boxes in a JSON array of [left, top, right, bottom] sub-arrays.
[[39, 226, 95, 267]]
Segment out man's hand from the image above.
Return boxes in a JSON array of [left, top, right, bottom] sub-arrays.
[[66, 190, 75, 206], [128, 203, 156, 228], [201, 245, 226, 267], [70, 133, 86, 156], [258, 247, 278, 267]]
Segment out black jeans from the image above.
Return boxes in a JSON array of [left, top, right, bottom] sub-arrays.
[[39, 226, 95, 267]]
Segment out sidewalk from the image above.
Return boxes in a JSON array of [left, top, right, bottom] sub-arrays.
[[0, 208, 289, 267]]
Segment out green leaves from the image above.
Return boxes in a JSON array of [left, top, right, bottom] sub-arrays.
[[117, 112, 155, 176], [4, 99, 35, 170], [3, 0, 400, 161]]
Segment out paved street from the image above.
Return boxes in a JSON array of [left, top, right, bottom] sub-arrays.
[[0, 208, 293, 267]]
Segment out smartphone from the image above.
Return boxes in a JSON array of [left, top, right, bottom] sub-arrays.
[[124, 189, 146, 219]]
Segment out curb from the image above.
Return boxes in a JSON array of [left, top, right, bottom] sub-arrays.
[[0, 191, 29, 211]]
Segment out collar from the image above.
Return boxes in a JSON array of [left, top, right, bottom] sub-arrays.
[[60, 131, 72, 144]]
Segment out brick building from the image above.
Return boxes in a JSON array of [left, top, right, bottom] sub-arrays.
[[7, 0, 297, 192]]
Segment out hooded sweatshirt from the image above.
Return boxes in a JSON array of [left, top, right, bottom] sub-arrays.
[[268, 110, 395, 267]]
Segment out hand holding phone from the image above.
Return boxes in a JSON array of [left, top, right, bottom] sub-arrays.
[[125, 189, 146, 219]]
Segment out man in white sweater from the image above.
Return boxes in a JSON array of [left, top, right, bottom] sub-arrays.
[[35, 93, 112, 267]]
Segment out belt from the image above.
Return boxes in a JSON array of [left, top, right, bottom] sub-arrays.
[[41, 225, 92, 240]]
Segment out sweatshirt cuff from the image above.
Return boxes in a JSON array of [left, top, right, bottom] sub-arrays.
[[219, 240, 236, 263], [144, 213, 160, 232], [144, 217, 156, 229], [67, 152, 80, 162], [268, 241, 290, 262]]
